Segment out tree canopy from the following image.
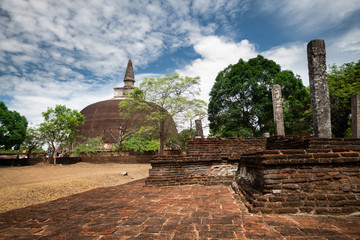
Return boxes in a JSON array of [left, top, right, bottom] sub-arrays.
[[72, 137, 104, 156], [0, 102, 28, 150], [21, 125, 45, 158], [139, 73, 206, 154], [39, 105, 84, 164], [328, 60, 360, 137], [208, 55, 311, 137], [115, 89, 159, 152]]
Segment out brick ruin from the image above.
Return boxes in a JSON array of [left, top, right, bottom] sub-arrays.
[[146, 39, 360, 215], [234, 136, 360, 214], [146, 136, 360, 214], [146, 137, 267, 186]]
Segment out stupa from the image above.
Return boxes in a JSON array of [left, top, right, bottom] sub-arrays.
[[77, 59, 177, 147]]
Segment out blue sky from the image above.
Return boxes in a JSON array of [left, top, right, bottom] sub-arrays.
[[1, 0, 360, 127]]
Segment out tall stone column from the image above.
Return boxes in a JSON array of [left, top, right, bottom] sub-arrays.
[[195, 119, 204, 138], [271, 84, 285, 136], [352, 93, 360, 138], [307, 39, 332, 138]]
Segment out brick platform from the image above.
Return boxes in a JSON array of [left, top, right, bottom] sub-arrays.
[[0, 179, 359, 239], [236, 137, 360, 215], [146, 138, 267, 186]]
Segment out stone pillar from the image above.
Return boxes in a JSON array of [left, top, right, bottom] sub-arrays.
[[271, 84, 285, 136], [195, 119, 204, 138], [352, 93, 360, 138], [307, 39, 332, 138]]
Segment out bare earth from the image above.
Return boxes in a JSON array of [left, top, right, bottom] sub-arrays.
[[0, 162, 151, 213]]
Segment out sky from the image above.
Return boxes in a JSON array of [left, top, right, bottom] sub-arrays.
[[1, 0, 360, 129]]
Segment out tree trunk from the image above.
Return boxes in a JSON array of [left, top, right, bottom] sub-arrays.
[[159, 119, 166, 155]]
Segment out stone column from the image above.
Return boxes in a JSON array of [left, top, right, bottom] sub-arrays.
[[352, 93, 360, 138], [307, 39, 332, 138], [195, 119, 204, 138], [271, 84, 285, 136]]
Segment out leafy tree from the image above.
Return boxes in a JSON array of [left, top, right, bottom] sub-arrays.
[[115, 89, 158, 152], [73, 137, 104, 156], [167, 128, 196, 152], [328, 60, 360, 137], [208, 55, 311, 137], [180, 99, 207, 130], [122, 132, 160, 153], [140, 73, 206, 154], [21, 125, 45, 158], [39, 105, 85, 165], [0, 102, 28, 149]]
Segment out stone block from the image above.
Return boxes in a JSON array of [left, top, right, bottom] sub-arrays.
[[352, 93, 360, 138], [307, 39, 332, 138], [272, 84, 285, 136]]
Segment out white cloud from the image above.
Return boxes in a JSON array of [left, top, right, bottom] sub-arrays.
[[0, 0, 246, 125], [262, 43, 309, 85], [327, 28, 360, 64], [1, 0, 359, 129], [178, 29, 360, 102], [177, 36, 258, 102], [260, 0, 360, 34]]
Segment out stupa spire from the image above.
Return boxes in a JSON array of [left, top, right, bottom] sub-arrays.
[[124, 59, 135, 88], [113, 59, 136, 99]]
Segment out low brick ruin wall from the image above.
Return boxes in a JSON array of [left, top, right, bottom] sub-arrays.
[[78, 154, 153, 164], [187, 137, 267, 156], [147, 136, 360, 214], [0, 152, 154, 166], [234, 138, 360, 215], [146, 137, 267, 186], [146, 155, 238, 186]]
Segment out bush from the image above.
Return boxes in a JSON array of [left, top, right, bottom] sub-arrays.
[[122, 133, 159, 153], [73, 138, 104, 156]]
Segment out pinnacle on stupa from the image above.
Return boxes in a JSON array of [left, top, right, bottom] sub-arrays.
[[124, 59, 135, 88]]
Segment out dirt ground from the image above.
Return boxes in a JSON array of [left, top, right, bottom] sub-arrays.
[[0, 162, 151, 213]]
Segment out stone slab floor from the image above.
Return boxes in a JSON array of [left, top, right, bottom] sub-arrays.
[[0, 179, 359, 240]]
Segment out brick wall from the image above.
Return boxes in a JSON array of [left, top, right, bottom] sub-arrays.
[[234, 142, 360, 215], [146, 155, 238, 186], [78, 154, 153, 164], [1, 152, 154, 166], [146, 138, 267, 186], [187, 137, 267, 157], [147, 136, 360, 214]]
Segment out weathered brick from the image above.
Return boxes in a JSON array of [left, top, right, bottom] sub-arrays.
[[263, 174, 289, 179], [253, 200, 266, 207], [299, 207, 313, 213], [341, 152, 359, 157], [313, 153, 340, 158], [265, 202, 282, 208], [282, 184, 300, 189], [256, 207, 274, 214], [274, 208, 298, 214], [269, 196, 284, 202]]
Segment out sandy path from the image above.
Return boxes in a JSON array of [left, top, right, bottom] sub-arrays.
[[0, 162, 151, 213]]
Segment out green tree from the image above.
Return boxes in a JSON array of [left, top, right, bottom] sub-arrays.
[[122, 132, 160, 153], [116, 89, 158, 152], [328, 60, 360, 137], [73, 137, 104, 156], [167, 128, 196, 152], [181, 99, 207, 130], [21, 125, 45, 158], [39, 105, 85, 165], [140, 73, 206, 154], [208, 55, 311, 137], [0, 102, 28, 149]]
